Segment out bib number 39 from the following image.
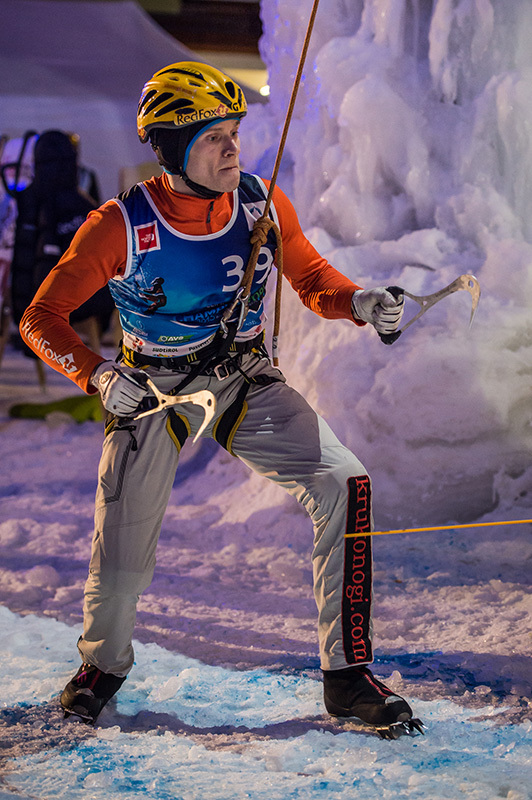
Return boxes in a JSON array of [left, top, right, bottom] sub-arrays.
[[222, 248, 273, 292]]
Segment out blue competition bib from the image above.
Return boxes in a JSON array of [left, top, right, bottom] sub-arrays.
[[109, 173, 278, 357]]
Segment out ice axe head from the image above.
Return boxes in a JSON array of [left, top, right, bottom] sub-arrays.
[[379, 273, 481, 344], [457, 274, 481, 325]]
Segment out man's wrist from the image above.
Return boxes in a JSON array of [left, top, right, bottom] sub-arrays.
[[351, 290, 364, 322], [90, 360, 111, 390]]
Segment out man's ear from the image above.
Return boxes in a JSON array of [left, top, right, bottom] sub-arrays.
[[148, 130, 158, 152]]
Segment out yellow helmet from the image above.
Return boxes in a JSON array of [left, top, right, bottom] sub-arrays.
[[137, 61, 247, 143]]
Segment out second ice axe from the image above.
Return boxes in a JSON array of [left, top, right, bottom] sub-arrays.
[[132, 377, 216, 443], [379, 274, 481, 345]]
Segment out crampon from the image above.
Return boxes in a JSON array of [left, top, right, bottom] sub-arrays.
[[374, 716, 426, 740], [323, 665, 425, 740]]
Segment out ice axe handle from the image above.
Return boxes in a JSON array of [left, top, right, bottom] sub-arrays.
[[378, 286, 404, 345]]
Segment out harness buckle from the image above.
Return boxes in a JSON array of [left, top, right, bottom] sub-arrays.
[[214, 361, 232, 381]]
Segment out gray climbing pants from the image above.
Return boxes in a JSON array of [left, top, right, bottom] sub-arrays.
[[79, 352, 374, 676]]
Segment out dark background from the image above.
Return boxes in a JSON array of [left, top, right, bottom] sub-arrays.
[[148, 1, 262, 53]]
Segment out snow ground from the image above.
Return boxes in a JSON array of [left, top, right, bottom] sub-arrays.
[[2, 0, 532, 796], [0, 342, 530, 798]]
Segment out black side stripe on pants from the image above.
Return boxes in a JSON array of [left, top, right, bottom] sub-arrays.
[[213, 381, 250, 456], [342, 475, 373, 665], [166, 409, 191, 453]]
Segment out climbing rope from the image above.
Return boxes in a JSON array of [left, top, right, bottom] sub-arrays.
[[235, 7, 531, 541], [242, 0, 321, 365]]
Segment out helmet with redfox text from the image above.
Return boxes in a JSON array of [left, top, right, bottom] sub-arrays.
[[137, 61, 247, 143], [137, 62, 246, 197]]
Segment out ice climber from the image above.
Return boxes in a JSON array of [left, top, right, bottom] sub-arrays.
[[20, 62, 422, 737]]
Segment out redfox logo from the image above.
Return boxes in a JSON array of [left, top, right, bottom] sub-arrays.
[[134, 222, 160, 253], [174, 105, 233, 126], [21, 323, 78, 374]]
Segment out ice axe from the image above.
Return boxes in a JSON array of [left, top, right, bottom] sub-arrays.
[[132, 377, 216, 442], [379, 273, 481, 345]]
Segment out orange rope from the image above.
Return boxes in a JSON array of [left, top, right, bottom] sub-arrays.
[[263, 0, 321, 216], [247, 216, 284, 364], [346, 518, 532, 538], [244, 0, 321, 365]]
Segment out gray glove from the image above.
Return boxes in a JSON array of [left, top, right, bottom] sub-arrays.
[[91, 360, 149, 416], [352, 287, 404, 334]]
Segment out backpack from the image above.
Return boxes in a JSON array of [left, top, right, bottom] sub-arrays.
[[0, 131, 38, 329], [4, 131, 115, 337]]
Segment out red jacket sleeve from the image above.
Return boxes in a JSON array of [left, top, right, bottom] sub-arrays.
[[267, 182, 364, 321], [19, 201, 127, 393]]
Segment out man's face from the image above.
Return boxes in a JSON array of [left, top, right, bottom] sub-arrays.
[[185, 119, 242, 194]]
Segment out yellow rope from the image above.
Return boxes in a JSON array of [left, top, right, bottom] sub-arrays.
[[346, 518, 532, 538], [243, 0, 321, 366]]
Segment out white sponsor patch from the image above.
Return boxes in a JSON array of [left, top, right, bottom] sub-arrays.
[[242, 201, 267, 231]]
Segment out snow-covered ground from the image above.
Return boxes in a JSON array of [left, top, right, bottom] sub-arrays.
[[1, 0, 532, 797], [1, 342, 531, 798]]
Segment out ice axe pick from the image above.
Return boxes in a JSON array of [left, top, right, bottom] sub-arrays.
[[379, 273, 481, 345], [132, 377, 216, 442]]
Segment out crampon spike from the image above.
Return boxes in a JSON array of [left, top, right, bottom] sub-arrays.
[[63, 708, 93, 724], [376, 717, 425, 740]]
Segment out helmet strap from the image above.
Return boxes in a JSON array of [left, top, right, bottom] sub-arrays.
[[161, 165, 222, 199], [150, 125, 226, 199]]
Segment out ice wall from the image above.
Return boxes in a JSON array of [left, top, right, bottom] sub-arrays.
[[248, 0, 532, 244], [240, 0, 532, 527]]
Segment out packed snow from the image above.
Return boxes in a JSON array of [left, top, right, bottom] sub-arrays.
[[1, 0, 531, 798]]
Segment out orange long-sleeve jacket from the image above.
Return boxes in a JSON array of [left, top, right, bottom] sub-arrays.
[[20, 174, 363, 393]]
